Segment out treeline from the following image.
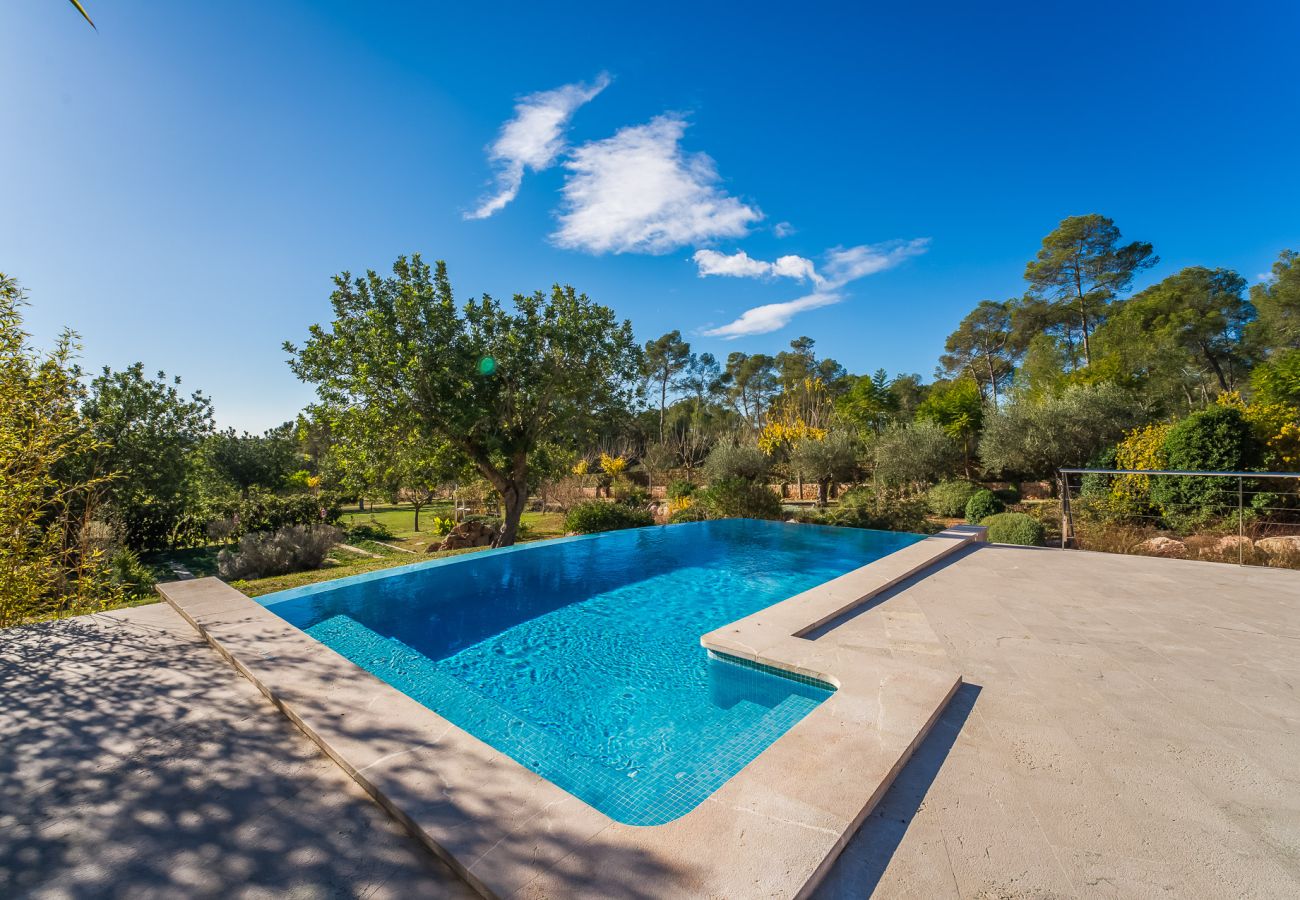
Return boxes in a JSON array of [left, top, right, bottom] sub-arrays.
[[4, 214, 1298, 622]]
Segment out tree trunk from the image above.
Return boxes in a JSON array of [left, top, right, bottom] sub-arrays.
[[496, 480, 528, 547], [816, 480, 828, 507], [659, 376, 668, 441], [413, 501, 422, 533], [1078, 303, 1092, 367]]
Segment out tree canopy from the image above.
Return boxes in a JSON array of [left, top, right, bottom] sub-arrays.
[[286, 255, 641, 546]]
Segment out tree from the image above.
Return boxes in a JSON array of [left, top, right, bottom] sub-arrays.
[[835, 369, 897, 438], [916, 377, 984, 475], [287, 255, 641, 547], [1024, 214, 1157, 367], [1099, 267, 1256, 397], [643, 330, 692, 440], [722, 352, 778, 425], [206, 425, 299, 499], [1251, 249, 1300, 352], [639, 441, 676, 494], [0, 275, 121, 625], [790, 430, 858, 506], [81, 363, 214, 551], [871, 421, 962, 487], [978, 383, 1148, 478], [940, 300, 1019, 403]]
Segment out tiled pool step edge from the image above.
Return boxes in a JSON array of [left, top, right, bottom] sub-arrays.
[[157, 524, 984, 899]]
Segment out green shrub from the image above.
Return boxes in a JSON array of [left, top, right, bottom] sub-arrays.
[[927, 480, 981, 517], [347, 519, 394, 542], [616, 485, 650, 507], [702, 443, 770, 483], [564, 501, 654, 534], [980, 512, 1046, 546], [208, 490, 343, 541], [818, 486, 937, 533], [107, 548, 156, 599], [695, 477, 783, 520], [666, 479, 697, 500], [993, 484, 1021, 504], [667, 505, 708, 524], [1151, 406, 1262, 527], [964, 489, 1005, 523]]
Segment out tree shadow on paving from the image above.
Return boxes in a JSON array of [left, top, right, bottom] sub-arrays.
[[0, 608, 693, 899], [813, 681, 982, 899]]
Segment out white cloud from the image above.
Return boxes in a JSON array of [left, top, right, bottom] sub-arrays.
[[465, 73, 610, 220], [702, 292, 844, 338], [551, 114, 763, 254], [821, 238, 931, 286], [773, 221, 796, 238], [699, 237, 930, 338], [693, 249, 819, 283]]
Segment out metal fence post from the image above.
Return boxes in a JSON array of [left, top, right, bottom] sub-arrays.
[[1239, 475, 1245, 566]]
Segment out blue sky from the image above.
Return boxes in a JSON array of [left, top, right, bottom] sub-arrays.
[[3, 0, 1298, 430]]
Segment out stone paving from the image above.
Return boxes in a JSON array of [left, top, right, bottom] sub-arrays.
[[0, 602, 472, 899], [818, 545, 1300, 899], [4, 544, 1299, 898]]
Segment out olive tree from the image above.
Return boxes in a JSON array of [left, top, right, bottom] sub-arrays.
[[286, 255, 641, 547], [978, 382, 1148, 478]]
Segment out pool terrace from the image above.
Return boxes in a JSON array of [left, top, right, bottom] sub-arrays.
[[4, 531, 1299, 897]]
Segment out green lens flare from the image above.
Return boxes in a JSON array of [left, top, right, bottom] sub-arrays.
[[478, 357, 497, 376]]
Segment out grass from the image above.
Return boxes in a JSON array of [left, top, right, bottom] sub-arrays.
[[223, 503, 570, 597]]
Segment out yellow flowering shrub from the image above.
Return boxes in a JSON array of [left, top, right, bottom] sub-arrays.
[[571, 459, 589, 476], [598, 452, 626, 477], [1218, 391, 1300, 469], [1110, 422, 1171, 504]]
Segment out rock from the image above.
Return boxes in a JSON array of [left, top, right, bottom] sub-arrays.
[[432, 520, 498, 552], [1208, 535, 1252, 555], [1255, 535, 1300, 556], [1136, 536, 1188, 558]]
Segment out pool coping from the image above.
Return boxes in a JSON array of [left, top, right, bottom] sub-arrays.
[[157, 523, 985, 898]]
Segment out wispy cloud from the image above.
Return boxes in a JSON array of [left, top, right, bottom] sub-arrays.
[[820, 239, 930, 285], [702, 292, 845, 339], [700, 238, 930, 338], [551, 114, 762, 254], [772, 221, 796, 238], [465, 73, 610, 220], [693, 249, 819, 283]]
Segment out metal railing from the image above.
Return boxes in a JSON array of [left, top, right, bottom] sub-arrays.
[[1056, 468, 1300, 566]]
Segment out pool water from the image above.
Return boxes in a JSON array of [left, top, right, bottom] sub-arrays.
[[259, 519, 923, 825]]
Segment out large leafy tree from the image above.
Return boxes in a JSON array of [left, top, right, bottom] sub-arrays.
[[1251, 249, 1300, 352], [81, 363, 214, 551], [643, 330, 692, 441], [835, 369, 898, 438], [916, 376, 984, 475], [940, 300, 1020, 403], [1024, 214, 1157, 367], [205, 424, 299, 499], [1099, 267, 1256, 398], [287, 255, 641, 547]]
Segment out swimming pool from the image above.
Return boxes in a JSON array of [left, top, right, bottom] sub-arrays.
[[259, 519, 923, 825]]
